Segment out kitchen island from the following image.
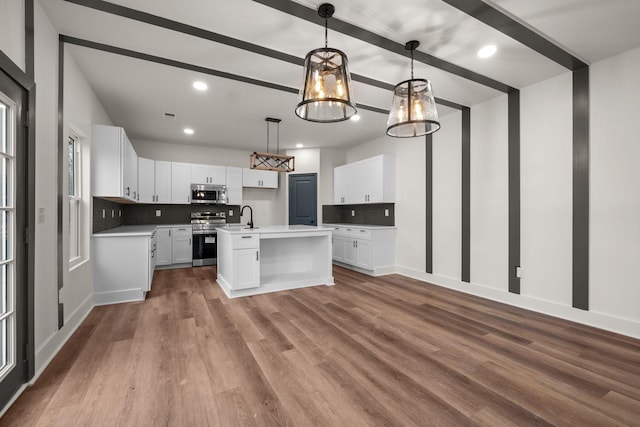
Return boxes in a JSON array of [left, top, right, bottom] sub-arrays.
[[216, 225, 334, 298]]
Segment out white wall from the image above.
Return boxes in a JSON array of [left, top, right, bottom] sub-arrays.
[[432, 111, 462, 280], [0, 0, 25, 71], [590, 46, 640, 324], [133, 139, 285, 226], [520, 72, 573, 305], [33, 2, 114, 375]]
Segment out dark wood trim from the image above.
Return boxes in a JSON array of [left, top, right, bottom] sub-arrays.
[[25, 0, 34, 79], [253, 0, 514, 93], [57, 38, 65, 328], [440, 0, 588, 70], [425, 134, 433, 274], [0, 50, 34, 91], [62, 0, 467, 110], [572, 66, 589, 310], [461, 107, 470, 283], [508, 90, 521, 294]]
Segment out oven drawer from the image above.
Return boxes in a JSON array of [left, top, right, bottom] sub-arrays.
[[232, 233, 259, 249]]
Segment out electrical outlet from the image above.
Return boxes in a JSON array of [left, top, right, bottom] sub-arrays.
[[228, 210, 234, 216], [351, 210, 355, 217], [516, 266, 523, 278], [38, 207, 45, 223], [119, 210, 122, 217], [156, 209, 161, 217], [102, 209, 106, 219], [111, 210, 115, 218], [384, 209, 389, 217]]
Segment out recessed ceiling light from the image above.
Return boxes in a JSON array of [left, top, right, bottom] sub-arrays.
[[350, 114, 361, 121], [477, 44, 497, 59], [183, 128, 194, 135], [296, 143, 304, 148], [193, 81, 208, 91]]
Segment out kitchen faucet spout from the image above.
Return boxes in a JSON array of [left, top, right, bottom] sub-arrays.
[[240, 205, 254, 229]]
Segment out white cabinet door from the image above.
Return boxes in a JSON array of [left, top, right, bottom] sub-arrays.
[[156, 228, 172, 266], [332, 235, 347, 262], [232, 248, 260, 289], [345, 238, 357, 265], [171, 227, 192, 263], [210, 165, 226, 185], [155, 161, 172, 203], [334, 164, 356, 204], [137, 157, 155, 203], [171, 162, 191, 204], [226, 166, 243, 205], [122, 133, 138, 202], [191, 164, 227, 185], [355, 239, 372, 270], [242, 168, 278, 188], [190, 163, 210, 184]]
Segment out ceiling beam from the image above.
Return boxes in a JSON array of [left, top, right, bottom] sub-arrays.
[[252, 0, 515, 93], [63, 0, 468, 110], [441, 0, 588, 70]]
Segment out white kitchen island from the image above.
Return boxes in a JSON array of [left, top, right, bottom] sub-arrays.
[[216, 225, 334, 298]]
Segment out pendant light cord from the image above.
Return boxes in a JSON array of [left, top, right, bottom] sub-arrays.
[[410, 47, 415, 79], [266, 120, 270, 153]]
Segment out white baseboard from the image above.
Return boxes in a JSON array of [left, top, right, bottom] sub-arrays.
[[93, 289, 144, 306], [33, 293, 94, 383], [395, 265, 640, 340]]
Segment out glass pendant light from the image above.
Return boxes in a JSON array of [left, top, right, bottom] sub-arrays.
[[387, 40, 440, 137], [295, 3, 357, 122]]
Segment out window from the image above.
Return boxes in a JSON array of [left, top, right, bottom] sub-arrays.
[[68, 133, 81, 265]]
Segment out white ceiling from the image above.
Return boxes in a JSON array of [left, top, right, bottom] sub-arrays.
[[40, 0, 640, 151]]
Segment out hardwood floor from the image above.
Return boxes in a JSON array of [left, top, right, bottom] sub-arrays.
[[2, 266, 639, 426]]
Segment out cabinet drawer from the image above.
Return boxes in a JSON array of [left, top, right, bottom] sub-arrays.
[[353, 228, 371, 240], [232, 233, 259, 249], [172, 227, 191, 238]]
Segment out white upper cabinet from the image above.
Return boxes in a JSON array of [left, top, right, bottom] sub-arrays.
[[226, 166, 243, 205], [191, 164, 226, 185], [155, 160, 172, 203], [333, 155, 395, 205], [137, 157, 155, 203], [92, 124, 138, 203], [242, 168, 278, 189], [171, 162, 191, 204], [138, 158, 172, 204]]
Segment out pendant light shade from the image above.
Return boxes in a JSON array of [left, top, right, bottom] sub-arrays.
[[387, 41, 440, 138], [295, 3, 357, 122]]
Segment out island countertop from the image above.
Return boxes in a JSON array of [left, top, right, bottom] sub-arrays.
[[216, 224, 332, 235]]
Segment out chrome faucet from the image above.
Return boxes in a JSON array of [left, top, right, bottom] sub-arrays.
[[240, 205, 254, 229]]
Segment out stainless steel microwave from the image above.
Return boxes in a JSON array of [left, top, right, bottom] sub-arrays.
[[190, 184, 228, 204]]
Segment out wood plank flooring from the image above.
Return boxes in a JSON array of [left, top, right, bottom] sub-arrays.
[[2, 266, 639, 426]]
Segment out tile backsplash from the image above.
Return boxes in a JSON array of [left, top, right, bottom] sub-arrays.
[[322, 203, 395, 226], [93, 198, 241, 232], [93, 198, 125, 233]]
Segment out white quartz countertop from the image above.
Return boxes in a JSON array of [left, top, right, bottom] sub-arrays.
[[322, 223, 397, 229], [217, 224, 332, 235], [93, 224, 191, 237]]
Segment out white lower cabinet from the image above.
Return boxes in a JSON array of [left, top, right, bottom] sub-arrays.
[[326, 224, 395, 275], [156, 227, 172, 266], [218, 232, 260, 290], [171, 226, 193, 264], [93, 234, 155, 305]]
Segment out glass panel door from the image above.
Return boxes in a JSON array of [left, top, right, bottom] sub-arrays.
[[0, 91, 16, 382]]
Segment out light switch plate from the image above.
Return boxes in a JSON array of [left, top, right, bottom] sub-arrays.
[[102, 209, 106, 219], [111, 210, 115, 218], [156, 209, 161, 217], [351, 210, 355, 217], [228, 210, 234, 216], [384, 209, 389, 217], [119, 210, 122, 217], [516, 266, 523, 278]]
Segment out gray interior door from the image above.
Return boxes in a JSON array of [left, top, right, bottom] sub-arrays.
[[0, 69, 28, 408], [289, 173, 317, 226]]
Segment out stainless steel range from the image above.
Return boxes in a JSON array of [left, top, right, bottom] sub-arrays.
[[191, 211, 226, 266]]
